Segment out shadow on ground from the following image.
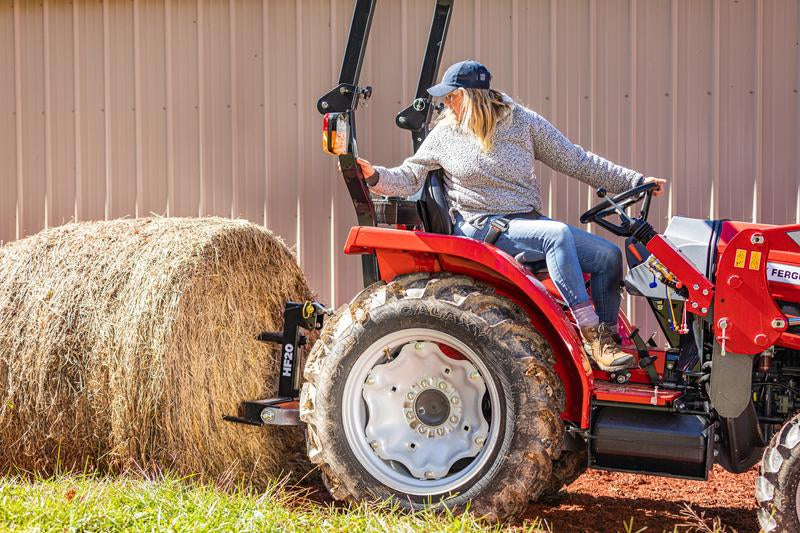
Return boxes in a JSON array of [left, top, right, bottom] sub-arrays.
[[524, 466, 758, 532]]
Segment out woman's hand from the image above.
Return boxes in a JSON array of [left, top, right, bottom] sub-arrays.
[[643, 177, 667, 196], [356, 158, 376, 180]]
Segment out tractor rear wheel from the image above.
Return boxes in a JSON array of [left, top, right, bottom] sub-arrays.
[[539, 449, 586, 500], [757, 413, 800, 532], [299, 273, 564, 520]]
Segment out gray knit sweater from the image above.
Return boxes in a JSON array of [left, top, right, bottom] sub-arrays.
[[370, 96, 644, 222]]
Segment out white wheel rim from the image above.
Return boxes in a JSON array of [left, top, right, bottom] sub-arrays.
[[341, 328, 502, 496]]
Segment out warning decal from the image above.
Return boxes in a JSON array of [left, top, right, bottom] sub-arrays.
[[767, 262, 800, 286], [734, 249, 747, 268], [749, 251, 762, 270]]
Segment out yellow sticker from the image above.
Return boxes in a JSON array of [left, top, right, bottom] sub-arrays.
[[749, 251, 762, 270], [734, 249, 747, 268]]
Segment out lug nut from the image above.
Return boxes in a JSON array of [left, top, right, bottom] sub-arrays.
[[418, 426, 426, 434], [406, 410, 414, 419], [469, 371, 479, 380], [407, 392, 415, 400], [475, 436, 485, 446], [438, 382, 447, 391], [449, 415, 458, 423], [365, 375, 375, 386], [702, 289, 709, 295], [415, 342, 424, 350], [693, 284, 700, 290], [451, 397, 459, 405], [420, 379, 429, 387], [425, 471, 435, 479], [370, 440, 380, 450]]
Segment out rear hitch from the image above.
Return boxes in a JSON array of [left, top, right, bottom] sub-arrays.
[[223, 300, 330, 427], [223, 398, 301, 427]]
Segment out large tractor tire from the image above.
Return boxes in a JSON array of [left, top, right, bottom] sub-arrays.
[[539, 449, 587, 500], [757, 413, 800, 532], [299, 273, 565, 520]]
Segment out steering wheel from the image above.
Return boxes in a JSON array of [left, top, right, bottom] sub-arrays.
[[579, 181, 660, 237]]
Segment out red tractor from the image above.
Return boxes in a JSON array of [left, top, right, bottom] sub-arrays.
[[226, 1, 800, 529]]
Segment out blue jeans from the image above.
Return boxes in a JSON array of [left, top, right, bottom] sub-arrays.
[[453, 211, 623, 324]]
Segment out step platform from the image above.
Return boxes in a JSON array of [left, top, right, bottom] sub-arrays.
[[592, 381, 682, 407]]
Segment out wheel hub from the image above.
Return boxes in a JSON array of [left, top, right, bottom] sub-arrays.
[[414, 388, 451, 427], [361, 341, 488, 480], [405, 376, 462, 438]]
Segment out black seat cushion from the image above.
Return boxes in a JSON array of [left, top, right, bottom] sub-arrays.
[[524, 259, 549, 273], [416, 170, 453, 235]]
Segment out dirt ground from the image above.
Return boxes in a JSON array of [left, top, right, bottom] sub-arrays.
[[525, 466, 759, 533]]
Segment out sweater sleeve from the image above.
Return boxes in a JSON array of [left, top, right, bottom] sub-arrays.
[[368, 128, 442, 197], [527, 109, 644, 193]]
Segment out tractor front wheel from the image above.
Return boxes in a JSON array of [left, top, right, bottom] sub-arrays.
[[756, 412, 800, 531], [299, 273, 564, 520]]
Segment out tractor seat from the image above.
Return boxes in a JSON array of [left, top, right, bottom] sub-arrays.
[[515, 251, 549, 275], [416, 170, 453, 235], [417, 171, 552, 276]]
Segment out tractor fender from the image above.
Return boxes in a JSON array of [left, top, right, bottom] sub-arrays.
[[344, 226, 594, 427]]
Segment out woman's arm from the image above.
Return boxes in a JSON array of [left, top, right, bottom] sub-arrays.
[[527, 109, 643, 193], [364, 130, 442, 197]]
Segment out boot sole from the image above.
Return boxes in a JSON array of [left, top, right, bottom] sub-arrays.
[[591, 357, 636, 372]]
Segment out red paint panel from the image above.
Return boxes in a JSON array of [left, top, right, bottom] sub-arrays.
[[714, 225, 799, 354]]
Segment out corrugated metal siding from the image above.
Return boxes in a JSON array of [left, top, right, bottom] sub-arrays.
[[1, 0, 799, 324]]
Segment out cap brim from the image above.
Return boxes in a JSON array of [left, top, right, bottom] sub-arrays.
[[427, 83, 459, 97]]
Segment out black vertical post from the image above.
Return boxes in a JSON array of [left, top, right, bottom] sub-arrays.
[[338, 0, 376, 85], [317, 0, 380, 288], [395, 0, 454, 152]]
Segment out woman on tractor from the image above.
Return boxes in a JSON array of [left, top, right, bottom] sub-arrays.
[[355, 60, 666, 372]]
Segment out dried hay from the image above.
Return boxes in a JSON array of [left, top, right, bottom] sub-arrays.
[[0, 217, 313, 485]]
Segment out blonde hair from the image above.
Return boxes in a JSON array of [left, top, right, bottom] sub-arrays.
[[440, 88, 512, 152]]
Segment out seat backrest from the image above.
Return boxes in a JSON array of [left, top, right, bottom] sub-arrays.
[[416, 170, 453, 235]]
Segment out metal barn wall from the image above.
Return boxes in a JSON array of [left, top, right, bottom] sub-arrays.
[[1, 0, 799, 323]]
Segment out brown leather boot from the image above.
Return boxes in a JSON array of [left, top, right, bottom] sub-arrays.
[[580, 324, 635, 371]]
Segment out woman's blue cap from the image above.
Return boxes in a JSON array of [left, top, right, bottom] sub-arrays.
[[427, 60, 492, 97]]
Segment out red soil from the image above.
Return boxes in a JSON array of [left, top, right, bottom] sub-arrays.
[[524, 466, 759, 532]]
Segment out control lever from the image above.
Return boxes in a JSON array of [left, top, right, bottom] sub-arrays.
[[630, 327, 661, 385]]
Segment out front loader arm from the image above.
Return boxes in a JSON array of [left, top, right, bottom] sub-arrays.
[[645, 234, 715, 317]]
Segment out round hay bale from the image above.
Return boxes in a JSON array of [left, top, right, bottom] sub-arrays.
[[0, 217, 313, 484]]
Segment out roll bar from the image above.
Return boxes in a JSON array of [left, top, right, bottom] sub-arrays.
[[316, 0, 455, 286]]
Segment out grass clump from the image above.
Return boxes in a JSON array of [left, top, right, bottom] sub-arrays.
[[0, 473, 540, 532]]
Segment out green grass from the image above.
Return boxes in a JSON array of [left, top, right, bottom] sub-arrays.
[[0, 474, 739, 532], [0, 474, 547, 533]]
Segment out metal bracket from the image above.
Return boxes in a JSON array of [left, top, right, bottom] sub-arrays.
[[255, 301, 329, 398], [224, 301, 329, 428], [223, 398, 302, 427]]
